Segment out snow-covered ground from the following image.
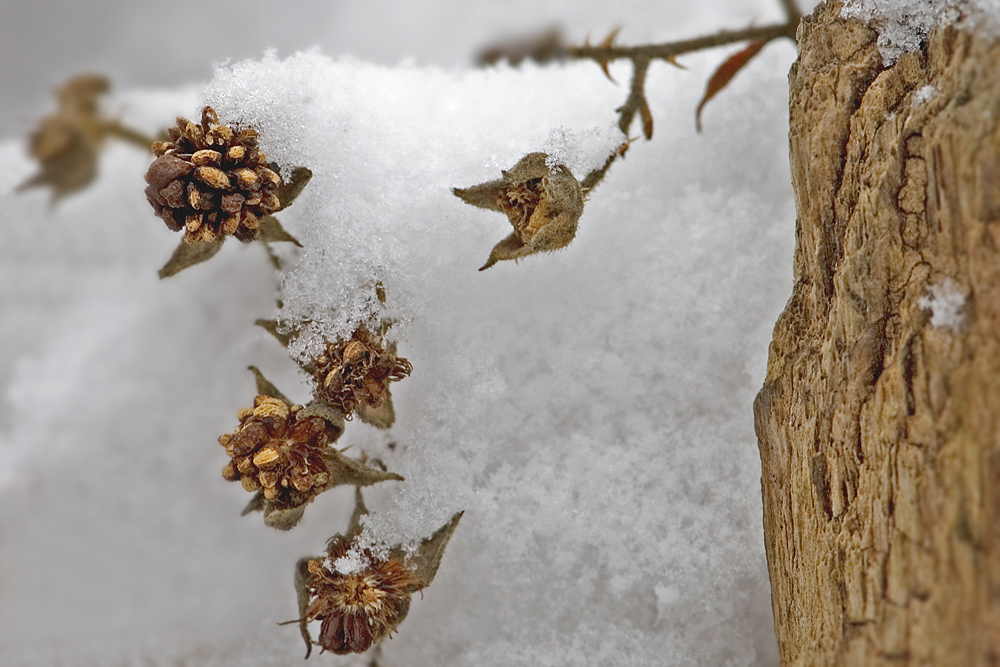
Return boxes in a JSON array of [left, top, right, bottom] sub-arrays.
[[0, 1, 827, 664]]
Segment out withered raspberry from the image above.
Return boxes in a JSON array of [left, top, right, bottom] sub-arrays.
[[311, 328, 412, 422], [144, 106, 282, 244], [453, 152, 584, 270]]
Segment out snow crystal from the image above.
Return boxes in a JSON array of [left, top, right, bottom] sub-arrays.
[[841, 0, 1000, 65], [912, 84, 938, 104], [919, 277, 967, 331], [542, 124, 625, 177], [331, 550, 369, 576]]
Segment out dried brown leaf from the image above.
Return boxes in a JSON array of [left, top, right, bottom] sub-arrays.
[[695, 40, 767, 133], [640, 96, 654, 140]]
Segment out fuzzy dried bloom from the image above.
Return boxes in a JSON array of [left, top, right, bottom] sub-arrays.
[[144, 106, 282, 244], [16, 75, 111, 201], [303, 535, 419, 655], [219, 395, 335, 509], [311, 328, 412, 420], [453, 152, 584, 270]]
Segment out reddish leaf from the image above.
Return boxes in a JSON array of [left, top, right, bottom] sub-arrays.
[[695, 40, 767, 132], [640, 96, 654, 140]]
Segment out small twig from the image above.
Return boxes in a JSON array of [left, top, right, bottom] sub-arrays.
[[567, 1, 801, 142], [778, 0, 803, 25], [567, 22, 797, 65], [101, 120, 156, 151]]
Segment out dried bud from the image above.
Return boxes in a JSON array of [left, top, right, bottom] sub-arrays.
[[310, 329, 412, 426], [453, 152, 584, 270], [144, 106, 283, 244]]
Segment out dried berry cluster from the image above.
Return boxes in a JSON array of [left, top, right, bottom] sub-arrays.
[[144, 106, 282, 244], [303, 535, 419, 655], [312, 328, 413, 419], [219, 396, 335, 509]]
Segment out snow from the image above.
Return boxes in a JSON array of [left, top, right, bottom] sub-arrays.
[[842, 0, 999, 64], [0, 2, 802, 665], [919, 277, 967, 332], [912, 84, 938, 104]]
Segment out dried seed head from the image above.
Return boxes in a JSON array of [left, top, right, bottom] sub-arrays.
[[293, 506, 463, 657], [144, 106, 283, 243], [304, 536, 419, 655], [218, 395, 337, 510], [310, 329, 412, 423], [453, 152, 584, 270]]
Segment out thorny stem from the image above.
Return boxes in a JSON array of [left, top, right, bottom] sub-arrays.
[[101, 120, 156, 151], [574, 0, 802, 191]]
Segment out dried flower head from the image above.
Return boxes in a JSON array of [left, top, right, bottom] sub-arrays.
[[311, 328, 412, 422], [16, 75, 111, 201], [144, 106, 282, 244], [302, 535, 419, 655], [291, 491, 463, 658], [219, 396, 336, 508], [453, 152, 584, 270]]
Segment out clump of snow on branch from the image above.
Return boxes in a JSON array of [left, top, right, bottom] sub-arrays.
[[919, 277, 967, 331]]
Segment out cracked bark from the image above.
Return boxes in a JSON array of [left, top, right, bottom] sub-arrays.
[[754, 1, 1000, 664]]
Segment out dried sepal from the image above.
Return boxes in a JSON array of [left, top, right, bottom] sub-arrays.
[[247, 365, 291, 405], [256, 214, 302, 246], [391, 510, 464, 589], [157, 235, 225, 279], [291, 491, 462, 657], [356, 395, 396, 430], [254, 318, 295, 349], [273, 166, 313, 212], [453, 152, 584, 270]]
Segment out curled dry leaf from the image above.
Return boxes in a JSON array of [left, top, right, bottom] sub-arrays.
[[695, 40, 767, 132]]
